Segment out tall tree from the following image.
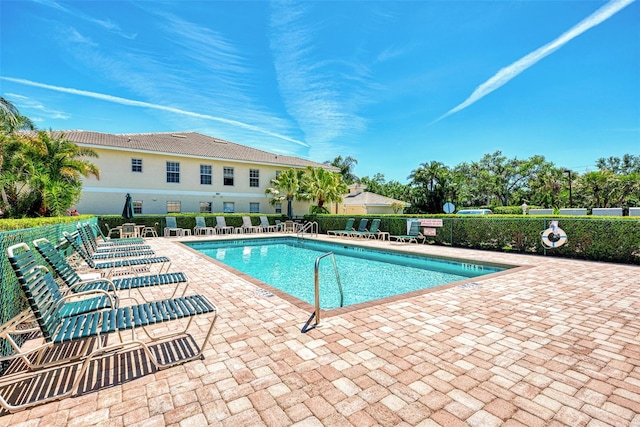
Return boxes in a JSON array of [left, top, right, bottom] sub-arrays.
[[407, 161, 449, 213], [1, 131, 99, 217], [359, 173, 386, 195], [303, 166, 348, 214], [264, 168, 307, 219], [1, 98, 35, 215], [324, 155, 358, 184]]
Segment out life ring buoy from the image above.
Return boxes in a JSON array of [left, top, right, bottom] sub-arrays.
[[541, 226, 567, 248]]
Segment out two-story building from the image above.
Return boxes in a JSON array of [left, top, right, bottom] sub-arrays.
[[61, 131, 335, 216]]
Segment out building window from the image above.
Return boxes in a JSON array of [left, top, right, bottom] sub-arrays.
[[249, 202, 260, 213], [131, 158, 142, 173], [275, 170, 281, 178], [166, 162, 180, 183], [249, 169, 260, 187], [200, 165, 212, 185], [200, 202, 212, 213], [275, 203, 282, 214], [223, 202, 235, 213], [223, 167, 234, 186], [133, 200, 143, 214], [167, 201, 181, 213]]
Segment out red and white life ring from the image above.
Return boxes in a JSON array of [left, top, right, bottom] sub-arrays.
[[541, 225, 567, 248]]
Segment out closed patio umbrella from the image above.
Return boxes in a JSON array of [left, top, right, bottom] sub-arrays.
[[122, 193, 134, 221]]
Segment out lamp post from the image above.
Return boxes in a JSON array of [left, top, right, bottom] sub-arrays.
[[564, 170, 572, 208]]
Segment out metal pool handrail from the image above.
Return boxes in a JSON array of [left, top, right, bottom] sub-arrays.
[[297, 221, 318, 237], [301, 252, 343, 333]]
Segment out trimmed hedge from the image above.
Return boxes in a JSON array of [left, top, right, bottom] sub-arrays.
[[310, 214, 640, 265]]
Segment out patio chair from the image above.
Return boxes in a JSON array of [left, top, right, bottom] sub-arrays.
[[7, 242, 117, 316], [120, 223, 136, 239], [390, 221, 424, 244], [327, 218, 355, 236], [34, 238, 189, 301], [77, 222, 151, 253], [2, 243, 218, 413], [141, 222, 159, 237], [63, 231, 171, 276], [96, 223, 145, 246], [78, 223, 152, 258], [350, 218, 381, 239], [240, 216, 262, 233], [194, 216, 215, 235], [348, 219, 369, 237], [215, 216, 234, 234], [164, 216, 183, 237], [259, 216, 278, 232]]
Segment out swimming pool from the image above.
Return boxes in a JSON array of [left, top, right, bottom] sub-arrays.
[[186, 238, 508, 309]]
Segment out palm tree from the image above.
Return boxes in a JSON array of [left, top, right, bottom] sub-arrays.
[[408, 161, 449, 212], [265, 168, 308, 219], [2, 131, 100, 217], [325, 155, 358, 184], [304, 166, 348, 214], [1, 98, 34, 215], [31, 132, 100, 216]]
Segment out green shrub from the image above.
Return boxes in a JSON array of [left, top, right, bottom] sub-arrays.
[[313, 214, 640, 265]]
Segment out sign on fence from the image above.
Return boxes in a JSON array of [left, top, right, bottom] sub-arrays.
[[418, 219, 443, 227], [418, 218, 443, 237]]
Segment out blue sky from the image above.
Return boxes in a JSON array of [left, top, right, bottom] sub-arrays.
[[1, 0, 638, 183]]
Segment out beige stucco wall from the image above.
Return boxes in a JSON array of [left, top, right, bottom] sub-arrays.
[[75, 148, 313, 215]]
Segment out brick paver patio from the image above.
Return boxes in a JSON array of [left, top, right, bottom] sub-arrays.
[[2, 233, 639, 426]]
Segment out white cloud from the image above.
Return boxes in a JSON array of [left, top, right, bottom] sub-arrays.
[[433, 0, 635, 124], [5, 92, 71, 119], [34, 0, 137, 39], [269, 1, 371, 159], [67, 27, 97, 47], [1, 77, 309, 147]]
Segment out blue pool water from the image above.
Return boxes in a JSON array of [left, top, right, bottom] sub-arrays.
[[187, 238, 506, 309]]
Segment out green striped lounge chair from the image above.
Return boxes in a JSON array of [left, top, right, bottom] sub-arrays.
[[390, 221, 424, 244], [8, 242, 117, 316], [63, 231, 171, 276], [327, 218, 355, 236], [79, 223, 152, 257], [73, 228, 156, 261], [350, 218, 381, 239], [34, 238, 189, 301], [346, 218, 369, 237], [3, 243, 218, 413]]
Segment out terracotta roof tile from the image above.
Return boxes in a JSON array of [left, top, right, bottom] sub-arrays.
[[51, 130, 336, 170]]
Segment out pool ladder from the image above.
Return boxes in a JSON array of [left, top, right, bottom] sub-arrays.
[[297, 221, 318, 238], [301, 252, 343, 333]]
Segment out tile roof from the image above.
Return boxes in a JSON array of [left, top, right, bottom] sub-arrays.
[[52, 130, 336, 170]]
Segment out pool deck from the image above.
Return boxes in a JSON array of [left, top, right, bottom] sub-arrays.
[[2, 233, 639, 426]]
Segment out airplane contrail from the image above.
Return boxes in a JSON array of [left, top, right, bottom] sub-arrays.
[[432, 0, 635, 125], [1, 76, 309, 147]]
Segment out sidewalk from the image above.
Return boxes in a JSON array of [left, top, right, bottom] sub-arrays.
[[2, 235, 639, 426]]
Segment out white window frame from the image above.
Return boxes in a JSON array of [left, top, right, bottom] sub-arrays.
[[223, 167, 234, 186], [223, 201, 235, 213], [167, 201, 181, 213], [166, 161, 180, 183]]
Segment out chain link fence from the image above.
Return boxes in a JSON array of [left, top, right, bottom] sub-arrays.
[[0, 218, 97, 368]]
